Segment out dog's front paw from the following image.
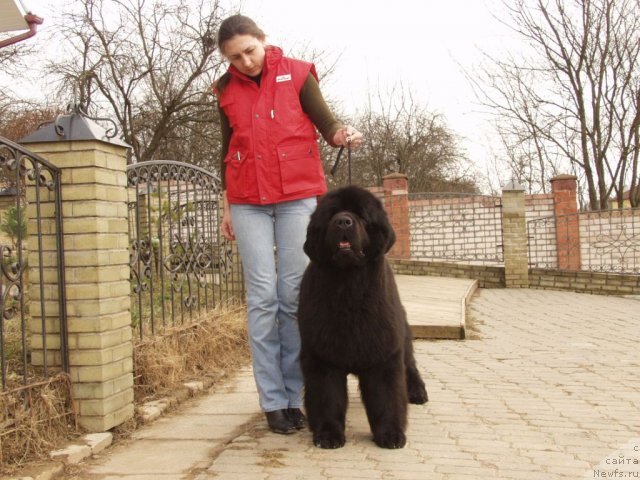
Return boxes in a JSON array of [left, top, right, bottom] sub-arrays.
[[313, 431, 346, 449], [374, 430, 406, 449]]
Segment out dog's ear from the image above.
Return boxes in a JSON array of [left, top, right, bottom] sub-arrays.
[[382, 214, 396, 253], [364, 195, 396, 259], [370, 210, 396, 256]]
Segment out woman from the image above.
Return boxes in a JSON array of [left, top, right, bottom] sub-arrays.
[[214, 14, 363, 434]]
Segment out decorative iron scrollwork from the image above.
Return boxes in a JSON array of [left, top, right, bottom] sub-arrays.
[[590, 221, 640, 273], [528, 210, 640, 273], [408, 193, 504, 264], [0, 136, 67, 387], [127, 160, 240, 338]]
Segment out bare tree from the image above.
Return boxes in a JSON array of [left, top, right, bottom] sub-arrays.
[[0, 40, 36, 75], [339, 84, 476, 193], [0, 104, 64, 142], [47, 0, 225, 168], [0, 38, 38, 115], [0, 104, 65, 188], [473, 0, 640, 209]]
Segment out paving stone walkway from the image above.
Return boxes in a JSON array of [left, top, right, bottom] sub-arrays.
[[63, 286, 640, 480]]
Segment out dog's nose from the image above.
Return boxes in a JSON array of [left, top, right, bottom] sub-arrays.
[[336, 214, 353, 229]]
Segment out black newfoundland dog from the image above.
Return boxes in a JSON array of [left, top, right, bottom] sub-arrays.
[[298, 186, 428, 449]]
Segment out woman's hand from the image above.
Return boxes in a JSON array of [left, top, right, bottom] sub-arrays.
[[333, 125, 363, 149], [221, 192, 235, 241]]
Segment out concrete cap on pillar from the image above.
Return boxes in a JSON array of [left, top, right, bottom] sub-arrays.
[[551, 174, 577, 181], [502, 178, 525, 192], [550, 174, 577, 192]]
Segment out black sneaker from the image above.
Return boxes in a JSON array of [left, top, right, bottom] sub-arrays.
[[265, 409, 296, 434], [286, 408, 306, 429]]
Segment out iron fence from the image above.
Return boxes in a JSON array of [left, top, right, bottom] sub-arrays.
[[127, 160, 244, 339], [0, 137, 67, 390], [527, 208, 640, 274], [408, 192, 504, 265]]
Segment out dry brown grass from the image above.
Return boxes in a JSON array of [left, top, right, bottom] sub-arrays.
[[133, 305, 250, 403], [0, 374, 78, 475], [0, 305, 250, 473]]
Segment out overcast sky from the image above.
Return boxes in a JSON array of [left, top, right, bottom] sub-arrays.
[[18, 0, 520, 186], [231, 0, 518, 180]]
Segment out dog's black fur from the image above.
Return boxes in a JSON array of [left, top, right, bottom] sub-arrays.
[[298, 186, 428, 449]]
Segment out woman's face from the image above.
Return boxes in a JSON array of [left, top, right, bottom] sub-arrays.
[[222, 34, 266, 77]]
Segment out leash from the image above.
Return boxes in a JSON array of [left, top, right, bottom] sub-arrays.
[[330, 140, 352, 184]]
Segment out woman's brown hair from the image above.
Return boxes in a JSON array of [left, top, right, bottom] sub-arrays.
[[217, 14, 265, 54], [215, 14, 266, 94]]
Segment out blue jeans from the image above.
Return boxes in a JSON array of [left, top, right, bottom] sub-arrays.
[[230, 197, 316, 412]]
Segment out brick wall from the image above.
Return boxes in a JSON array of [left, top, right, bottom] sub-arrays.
[[390, 258, 504, 288], [525, 194, 557, 268], [406, 192, 555, 266], [529, 268, 640, 295], [390, 259, 640, 295], [386, 176, 639, 276], [525, 193, 555, 220], [408, 195, 503, 264], [383, 173, 639, 295], [579, 209, 640, 272]]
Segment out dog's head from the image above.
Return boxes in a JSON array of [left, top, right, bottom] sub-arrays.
[[304, 186, 396, 268]]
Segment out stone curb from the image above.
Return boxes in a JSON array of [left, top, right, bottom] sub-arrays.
[[459, 278, 478, 339], [4, 433, 111, 480], [3, 377, 217, 480]]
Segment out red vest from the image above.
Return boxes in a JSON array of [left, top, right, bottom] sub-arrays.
[[216, 46, 327, 204]]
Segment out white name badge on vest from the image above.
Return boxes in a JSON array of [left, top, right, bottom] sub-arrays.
[[276, 74, 292, 83]]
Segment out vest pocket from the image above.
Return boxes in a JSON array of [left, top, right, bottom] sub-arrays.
[[277, 142, 322, 194], [224, 150, 249, 198]]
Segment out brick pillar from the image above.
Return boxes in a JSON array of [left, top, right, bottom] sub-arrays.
[[383, 173, 410, 259], [501, 181, 529, 287], [550, 175, 580, 270], [23, 139, 134, 432]]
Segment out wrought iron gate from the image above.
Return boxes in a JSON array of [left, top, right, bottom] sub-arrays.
[[127, 161, 243, 339], [0, 137, 68, 390]]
